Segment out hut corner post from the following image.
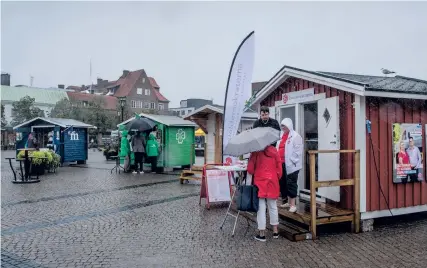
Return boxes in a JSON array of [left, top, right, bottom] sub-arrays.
[[353, 150, 361, 233]]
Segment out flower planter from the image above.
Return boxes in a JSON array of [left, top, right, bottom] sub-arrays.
[[31, 164, 45, 176]]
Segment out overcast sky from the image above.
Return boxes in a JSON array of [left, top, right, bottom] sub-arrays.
[[2, 1, 427, 107]]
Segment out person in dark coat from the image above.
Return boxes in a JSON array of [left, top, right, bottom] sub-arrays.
[[252, 106, 281, 131]]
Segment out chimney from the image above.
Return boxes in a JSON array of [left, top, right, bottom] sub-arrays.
[[58, 84, 65, 89], [122, 70, 130, 77], [1, 73, 11, 86]]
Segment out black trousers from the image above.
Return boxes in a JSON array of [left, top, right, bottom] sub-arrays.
[[148, 156, 157, 172], [134, 152, 144, 172], [280, 163, 300, 200], [280, 163, 288, 203], [286, 170, 300, 198]]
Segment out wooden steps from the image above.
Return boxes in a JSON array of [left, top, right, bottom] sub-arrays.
[[179, 166, 204, 184], [278, 199, 354, 226]]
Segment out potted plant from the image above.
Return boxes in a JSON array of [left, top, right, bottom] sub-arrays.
[[28, 151, 47, 176]]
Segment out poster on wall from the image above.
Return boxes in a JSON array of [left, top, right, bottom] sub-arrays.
[[392, 123, 423, 183]]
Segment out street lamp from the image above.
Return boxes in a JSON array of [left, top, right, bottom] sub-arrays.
[[118, 97, 126, 122]]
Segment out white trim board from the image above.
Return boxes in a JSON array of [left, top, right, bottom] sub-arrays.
[[354, 95, 367, 213], [361, 205, 427, 220], [364, 90, 427, 100], [31, 125, 56, 132]]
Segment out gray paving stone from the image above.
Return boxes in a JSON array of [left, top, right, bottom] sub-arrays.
[[2, 150, 427, 267]]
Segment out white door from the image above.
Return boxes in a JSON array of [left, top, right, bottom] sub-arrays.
[[317, 96, 340, 202]]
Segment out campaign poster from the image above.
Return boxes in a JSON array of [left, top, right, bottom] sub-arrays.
[[392, 123, 423, 183]]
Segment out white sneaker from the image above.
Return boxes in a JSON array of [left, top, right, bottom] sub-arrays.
[[140, 171, 144, 174], [280, 203, 290, 208], [289, 206, 297, 213], [132, 171, 137, 174]]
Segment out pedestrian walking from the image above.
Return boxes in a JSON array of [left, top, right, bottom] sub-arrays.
[[278, 118, 303, 213], [131, 131, 146, 174], [146, 133, 159, 173], [247, 144, 282, 242]]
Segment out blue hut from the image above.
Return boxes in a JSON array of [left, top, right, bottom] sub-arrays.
[[13, 117, 95, 164]]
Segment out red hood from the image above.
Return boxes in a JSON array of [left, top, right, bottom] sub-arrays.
[[264, 145, 277, 157]]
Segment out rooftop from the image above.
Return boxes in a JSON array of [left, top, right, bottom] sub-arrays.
[[1, 85, 69, 105]]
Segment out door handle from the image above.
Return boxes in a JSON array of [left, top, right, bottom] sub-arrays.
[[330, 141, 337, 144]]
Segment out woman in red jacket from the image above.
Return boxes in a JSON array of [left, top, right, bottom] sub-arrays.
[[247, 145, 283, 242]]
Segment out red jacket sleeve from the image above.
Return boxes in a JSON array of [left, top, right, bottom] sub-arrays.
[[276, 151, 283, 179], [247, 153, 256, 175]]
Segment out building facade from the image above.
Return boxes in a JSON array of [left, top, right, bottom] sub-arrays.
[[0, 85, 69, 125], [169, 99, 214, 117], [251, 64, 427, 221]]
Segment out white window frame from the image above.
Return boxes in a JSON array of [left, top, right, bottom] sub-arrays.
[[145, 89, 151, 96], [144, 102, 150, 109], [137, 88, 143, 95], [131, 100, 137, 108], [142, 78, 146, 83], [150, 102, 156, 110], [158, 103, 164, 110]]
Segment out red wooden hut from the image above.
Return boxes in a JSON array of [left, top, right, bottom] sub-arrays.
[[251, 65, 427, 227]]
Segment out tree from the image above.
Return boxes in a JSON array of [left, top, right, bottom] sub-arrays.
[[1, 104, 7, 127], [11, 96, 45, 126], [86, 96, 113, 132], [50, 98, 83, 120]]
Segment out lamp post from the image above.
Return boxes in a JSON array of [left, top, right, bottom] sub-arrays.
[[118, 97, 126, 122]]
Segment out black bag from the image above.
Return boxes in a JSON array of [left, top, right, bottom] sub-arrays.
[[236, 183, 259, 212], [236, 155, 259, 212]]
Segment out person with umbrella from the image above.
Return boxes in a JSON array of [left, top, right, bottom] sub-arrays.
[[131, 130, 147, 174], [224, 127, 282, 241], [246, 133, 282, 242]]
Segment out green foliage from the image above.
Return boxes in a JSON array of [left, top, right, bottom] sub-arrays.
[[1, 104, 6, 127], [51, 97, 116, 133], [50, 98, 82, 119], [11, 96, 45, 126], [51, 152, 61, 167], [30, 151, 45, 165], [17, 150, 60, 167], [17, 150, 27, 160]]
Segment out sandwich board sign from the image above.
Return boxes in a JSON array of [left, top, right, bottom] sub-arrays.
[[200, 168, 232, 208]]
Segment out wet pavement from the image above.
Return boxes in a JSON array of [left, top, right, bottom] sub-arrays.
[[2, 150, 427, 267]]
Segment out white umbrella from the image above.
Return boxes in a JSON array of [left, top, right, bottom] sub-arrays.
[[224, 127, 280, 156]]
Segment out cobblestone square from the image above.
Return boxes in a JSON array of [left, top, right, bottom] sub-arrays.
[[2, 151, 427, 267]]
